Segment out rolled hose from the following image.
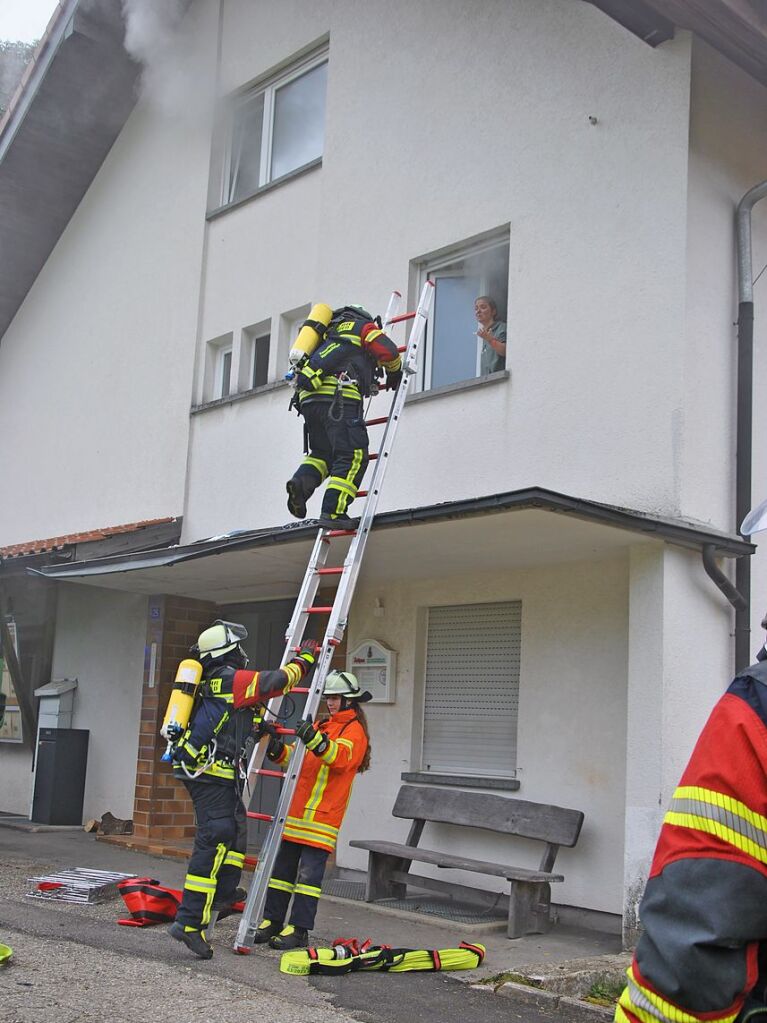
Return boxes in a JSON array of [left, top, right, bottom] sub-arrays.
[[0, 943, 12, 964], [280, 941, 485, 976]]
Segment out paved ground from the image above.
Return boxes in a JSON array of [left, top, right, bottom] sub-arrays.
[[0, 826, 624, 1023]]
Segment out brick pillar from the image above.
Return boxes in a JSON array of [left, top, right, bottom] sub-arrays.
[[133, 595, 217, 842]]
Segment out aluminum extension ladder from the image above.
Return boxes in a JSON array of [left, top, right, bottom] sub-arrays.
[[232, 280, 434, 953]]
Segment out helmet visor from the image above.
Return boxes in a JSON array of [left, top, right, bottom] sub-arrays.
[[213, 620, 248, 644]]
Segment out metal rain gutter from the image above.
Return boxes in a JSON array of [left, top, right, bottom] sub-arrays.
[[30, 487, 753, 582], [732, 180, 767, 670]]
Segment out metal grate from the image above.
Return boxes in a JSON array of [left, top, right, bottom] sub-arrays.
[[323, 879, 365, 901], [26, 868, 136, 903]]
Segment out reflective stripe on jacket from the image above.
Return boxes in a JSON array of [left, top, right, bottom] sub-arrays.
[[616, 660, 767, 1023], [274, 708, 367, 852]]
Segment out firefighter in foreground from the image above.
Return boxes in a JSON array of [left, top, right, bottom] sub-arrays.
[[285, 303, 402, 530], [165, 620, 318, 960], [616, 644, 767, 1023], [252, 670, 372, 949]]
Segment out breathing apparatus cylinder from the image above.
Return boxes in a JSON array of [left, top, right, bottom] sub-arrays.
[[161, 659, 203, 741], [289, 303, 333, 366]]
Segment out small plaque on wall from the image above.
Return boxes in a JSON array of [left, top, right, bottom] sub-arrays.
[[347, 640, 396, 704]]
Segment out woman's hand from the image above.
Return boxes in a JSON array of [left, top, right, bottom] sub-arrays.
[[477, 326, 495, 343]]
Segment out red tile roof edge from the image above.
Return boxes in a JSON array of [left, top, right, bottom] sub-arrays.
[[0, 517, 177, 559]]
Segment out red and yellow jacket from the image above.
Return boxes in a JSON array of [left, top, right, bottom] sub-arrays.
[[272, 708, 368, 853], [616, 661, 767, 1023]]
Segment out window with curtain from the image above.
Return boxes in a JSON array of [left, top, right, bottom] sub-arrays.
[[225, 51, 328, 205], [421, 601, 521, 778]]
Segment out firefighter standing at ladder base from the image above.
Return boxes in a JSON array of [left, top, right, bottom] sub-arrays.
[[616, 640, 767, 1023], [167, 620, 319, 960], [253, 670, 372, 950], [285, 305, 402, 531]]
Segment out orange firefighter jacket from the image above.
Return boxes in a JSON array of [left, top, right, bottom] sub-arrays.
[[273, 708, 367, 853]]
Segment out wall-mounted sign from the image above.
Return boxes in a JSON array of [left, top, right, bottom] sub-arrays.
[[347, 640, 396, 704]]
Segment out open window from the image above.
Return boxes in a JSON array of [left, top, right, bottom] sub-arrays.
[[416, 234, 510, 391], [419, 601, 520, 779], [223, 47, 328, 206]]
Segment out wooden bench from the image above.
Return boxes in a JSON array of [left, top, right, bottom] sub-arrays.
[[349, 785, 584, 938]]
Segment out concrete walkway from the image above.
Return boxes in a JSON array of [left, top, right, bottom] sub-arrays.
[[0, 825, 625, 1022]]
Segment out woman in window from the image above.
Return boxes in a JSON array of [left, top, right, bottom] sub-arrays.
[[475, 296, 507, 376]]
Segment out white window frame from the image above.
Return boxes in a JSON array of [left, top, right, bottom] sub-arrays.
[[416, 236, 510, 392], [222, 48, 328, 206], [418, 600, 521, 779], [250, 331, 271, 389], [217, 344, 233, 399]]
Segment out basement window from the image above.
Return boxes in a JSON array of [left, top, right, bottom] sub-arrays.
[[223, 48, 328, 205]]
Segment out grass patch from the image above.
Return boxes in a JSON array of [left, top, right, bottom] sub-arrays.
[[480, 971, 544, 992], [583, 976, 625, 1006]]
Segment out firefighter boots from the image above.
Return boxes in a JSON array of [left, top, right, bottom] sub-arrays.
[[168, 922, 213, 959], [286, 478, 308, 519], [270, 924, 309, 950], [252, 918, 282, 944]]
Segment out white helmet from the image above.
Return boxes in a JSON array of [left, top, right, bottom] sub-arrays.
[[193, 620, 248, 662], [323, 671, 370, 701]]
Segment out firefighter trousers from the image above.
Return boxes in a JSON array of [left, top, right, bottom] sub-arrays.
[[175, 779, 247, 932], [292, 399, 369, 518], [264, 840, 329, 931]]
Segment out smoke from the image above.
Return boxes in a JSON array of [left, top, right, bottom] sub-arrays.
[[120, 0, 212, 122]]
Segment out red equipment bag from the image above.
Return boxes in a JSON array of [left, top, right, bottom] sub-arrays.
[[116, 877, 246, 927], [117, 877, 181, 927]]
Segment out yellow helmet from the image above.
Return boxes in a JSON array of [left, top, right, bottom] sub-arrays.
[[323, 671, 369, 700], [192, 620, 248, 662]]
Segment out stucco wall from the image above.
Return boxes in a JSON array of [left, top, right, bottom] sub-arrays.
[[49, 584, 147, 821], [335, 553, 629, 916], [0, 0, 217, 549], [184, 0, 694, 541]]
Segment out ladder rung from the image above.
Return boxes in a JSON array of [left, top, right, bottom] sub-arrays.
[[365, 416, 389, 426], [388, 311, 416, 323], [244, 856, 258, 867], [275, 726, 296, 735], [357, 490, 368, 498], [327, 528, 357, 537], [247, 812, 274, 822], [253, 768, 285, 779], [397, 345, 406, 353], [368, 453, 379, 460], [317, 566, 344, 575], [306, 605, 333, 613], [291, 686, 310, 693]]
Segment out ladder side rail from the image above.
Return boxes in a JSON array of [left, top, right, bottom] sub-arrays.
[[234, 639, 339, 948], [234, 290, 404, 948], [320, 281, 434, 640]]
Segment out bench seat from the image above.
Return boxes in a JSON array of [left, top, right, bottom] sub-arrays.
[[349, 839, 564, 883]]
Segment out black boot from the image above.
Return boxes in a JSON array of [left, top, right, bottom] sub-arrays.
[[269, 924, 309, 950], [253, 918, 283, 944], [286, 478, 308, 519], [318, 514, 358, 532], [168, 922, 213, 960]]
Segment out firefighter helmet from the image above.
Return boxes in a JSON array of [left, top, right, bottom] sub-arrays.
[[323, 671, 368, 700], [192, 620, 248, 662]]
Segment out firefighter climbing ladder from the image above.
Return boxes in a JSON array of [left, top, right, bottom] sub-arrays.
[[232, 281, 435, 953]]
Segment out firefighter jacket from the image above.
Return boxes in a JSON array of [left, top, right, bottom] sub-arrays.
[[616, 658, 767, 1023], [172, 656, 308, 786], [296, 307, 401, 407], [272, 708, 368, 852]]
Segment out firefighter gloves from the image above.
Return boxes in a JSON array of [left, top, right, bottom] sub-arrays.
[[295, 718, 330, 756], [292, 639, 320, 672]]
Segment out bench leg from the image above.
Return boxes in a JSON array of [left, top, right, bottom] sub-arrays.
[[365, 851, 409, 902], [507, 881, 552, 938]]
